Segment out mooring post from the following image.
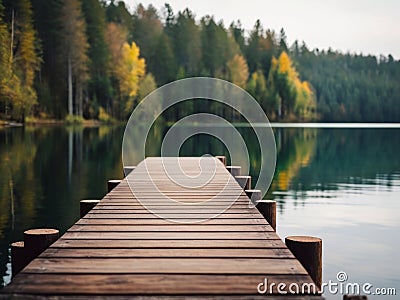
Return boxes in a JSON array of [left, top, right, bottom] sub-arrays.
[[215, 156, 226, 166], [235, 175, 251, 190], [123, 166, 136, 176], [245, 189, 262, 204], [11, 241, 26, 277], [107, 179, 121, 192], [24, 229, 59, 258], [226, 166, 241, 177], [285, 236, 322, 289], [80, 199, 100, 218], [11, 229, 59, 278], [256, 200, 277, 231]]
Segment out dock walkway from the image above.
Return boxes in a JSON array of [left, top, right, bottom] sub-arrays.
[[1, 157, 323, 299]]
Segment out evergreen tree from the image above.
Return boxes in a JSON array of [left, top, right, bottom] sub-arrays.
[[0, 0, 41, 121], [0, 0, 13, 116], [132, 3, 162, 73], [171, 8, 201, 76], [82, 0, 112, 117], [13, 0, 41, 120], [152, 32, 176, 85], [61, 0, 89, 117], [30, 0, 64, 117], [246, 20, 263, 73]]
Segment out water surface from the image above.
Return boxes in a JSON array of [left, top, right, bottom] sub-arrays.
[[0, 124, 399, 299]]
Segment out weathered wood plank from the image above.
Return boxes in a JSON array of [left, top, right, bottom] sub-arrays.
[[23, 258, 308, 275], [83, 213, 264, 219], [75, 218, 270, 226], [39, 248, 295, 258], [61, 231, 279, 240], [51, 239, 287, 249], [1, 157, 318, 299], [68, 225, 275, 232], [4, 274, 320, 296]]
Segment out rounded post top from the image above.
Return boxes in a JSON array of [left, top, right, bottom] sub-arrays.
[[11, 241, 24, 247], [24, 228, 59, 236], [286, 236, 322, 243], [257, 199, 276, 204], [80, 199, 100, 203], [245, 189, 261, 193]]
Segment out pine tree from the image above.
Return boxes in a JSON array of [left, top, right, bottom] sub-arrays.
[[61, 0, 89, 117], [172, 8, 201, 76], [132, 3, 163, 72], [82, 0, 112, 116], [152, 32, 176, 85], [0, 0, 12, 115], [30, 0, 64, 117], [13, 0, 41, 120]]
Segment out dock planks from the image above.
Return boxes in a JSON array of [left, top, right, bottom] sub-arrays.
[[1, 157, 323, 299]]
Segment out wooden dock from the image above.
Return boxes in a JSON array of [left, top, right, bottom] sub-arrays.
[[1, 157, 323, 299]]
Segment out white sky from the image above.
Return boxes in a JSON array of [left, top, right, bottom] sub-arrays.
[[124, 0, 400, 59]]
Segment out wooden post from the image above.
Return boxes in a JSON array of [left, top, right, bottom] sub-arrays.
[[215, 156, 226, 166], [123, 166, 136, 176], [285, 236, 322, 289], [226, 166, 241, 177], [24, 229, 59, 262], [11, 241, 26, 277], [235, 175, 251, 190], [80, 199, 100, 218], [245, 189, 261, 204], [107, 179, 121, 192], [256, 200, 277, 231]]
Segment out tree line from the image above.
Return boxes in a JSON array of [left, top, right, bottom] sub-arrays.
[[0, 0, 399, 123]]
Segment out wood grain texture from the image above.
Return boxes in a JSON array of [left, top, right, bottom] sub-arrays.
[[1, 157, 320, 299]]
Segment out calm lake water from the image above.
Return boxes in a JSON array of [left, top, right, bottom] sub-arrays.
[[0, 124, 399, 299]]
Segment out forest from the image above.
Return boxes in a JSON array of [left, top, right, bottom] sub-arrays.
[[0, 0, 399, 123]]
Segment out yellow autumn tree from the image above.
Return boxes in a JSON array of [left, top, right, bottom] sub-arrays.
[[105, 22, 146, 118], [294, 81, 317, 121], [116, 42, 146, 98], [0, 0, 41, 122], [268, 51, 317, 121], [226, 54, 249, 88]]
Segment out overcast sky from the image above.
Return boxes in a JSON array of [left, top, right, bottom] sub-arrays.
[[124, 0, 400, 59]]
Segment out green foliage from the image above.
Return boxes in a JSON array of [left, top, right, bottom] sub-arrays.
[[292, 45, 400, 122], [0, 0, 40, 122], [247, 70, 267, 108], [171, 8, 201, 76], [65, 114, 84, 124], [98, 106, 115, 123], [266, 51, 317, 121], [138, 73, 157, 100], [1, 1, 399, 123], [132, 4, 162, 71], [82, 0, 112, 111], [226, 54, 249, 88], [61, 0, 89, 117], [151, 32, 177, 85], [201, 16, 238, 77]]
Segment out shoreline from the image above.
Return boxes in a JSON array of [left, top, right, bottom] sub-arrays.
[[0, 119, 117, 128], [2, 119, 400, 128]]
